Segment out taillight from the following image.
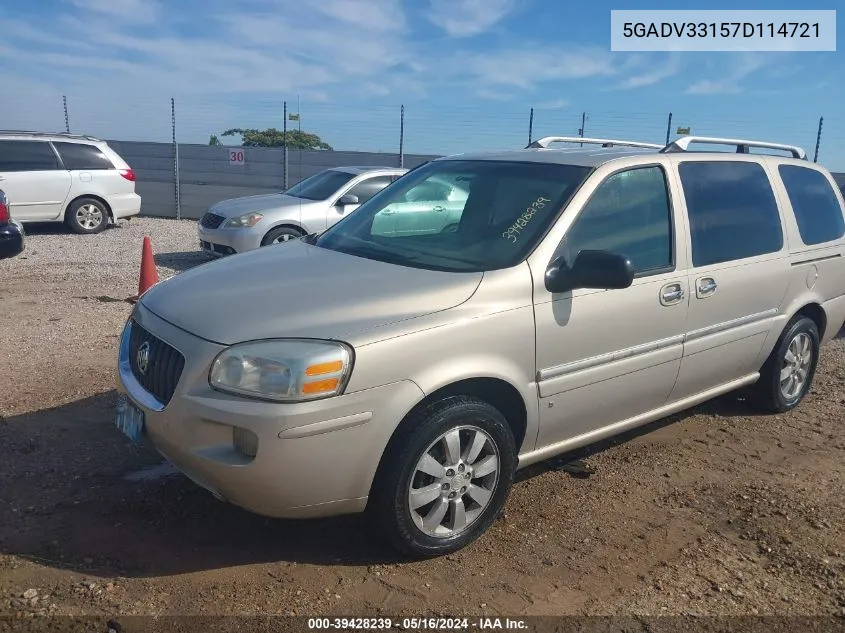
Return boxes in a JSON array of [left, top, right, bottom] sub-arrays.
[[120, 168, 136, 182], [0, 191, 9, 224]]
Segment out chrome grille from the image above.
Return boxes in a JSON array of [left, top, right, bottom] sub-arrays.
[[200, 212, 226, 229], [128, 321, 185, 406]]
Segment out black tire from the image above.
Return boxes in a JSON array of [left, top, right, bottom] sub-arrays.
[[261, 225, 303, 246], [65, 197, 109, 234], [368, 396, 517, 558], [750, 315, 820, 413]]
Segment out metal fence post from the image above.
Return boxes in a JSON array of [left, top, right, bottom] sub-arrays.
[[665, 112, 673, 145], [528, 108, 534, 146], [283, 101, 288, 189], [813, 116, 823, 163], [63, 95, 70, 133], [171, 98, 181, 220], [398, 105, 405, 168]]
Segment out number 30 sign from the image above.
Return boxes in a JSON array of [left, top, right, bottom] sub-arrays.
[[229, 149, 245, 165]]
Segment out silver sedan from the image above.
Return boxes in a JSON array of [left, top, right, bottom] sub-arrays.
[[197, 166, 406, 256]]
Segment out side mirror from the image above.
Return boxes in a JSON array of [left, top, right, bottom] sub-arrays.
[[338, 194, 359, 206], [545, 250, 634, 293]]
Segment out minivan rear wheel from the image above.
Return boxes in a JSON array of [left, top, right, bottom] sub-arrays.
[[369, 396, 516, 558], [750, 315, 820, 413], [66, 197, 108, 234]]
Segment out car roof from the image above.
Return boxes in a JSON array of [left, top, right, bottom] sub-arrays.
[[439, 146, 661, 168], [331, 166, 407, 175], [0, 131, 104, 144], [436, 135, 816, 170]]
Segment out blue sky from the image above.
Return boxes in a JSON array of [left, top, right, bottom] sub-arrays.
[[1, 0, 843, 169]]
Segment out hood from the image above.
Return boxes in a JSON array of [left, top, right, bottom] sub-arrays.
[[210, 193, 320, 217], [140, 241, 483, 345]]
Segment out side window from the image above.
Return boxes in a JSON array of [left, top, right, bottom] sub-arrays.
[[778, 165, 845, 245], [679, 161, 783, 267], [346, 176, 393, 205], [558, 166, 673, 275], [0, 140, 60, 172], [402, 180, 452, 203], [53, 142, 115, 171]]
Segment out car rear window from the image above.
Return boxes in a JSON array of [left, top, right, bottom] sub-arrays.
[[52, 142, 115, 171], [284, 170, 356, 201], [0, 140, 60, 172], [778, 165, 845, 246]]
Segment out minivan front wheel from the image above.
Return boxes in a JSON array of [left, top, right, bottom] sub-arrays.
[[370, 396, 516, 557], [751, 315, 820, 413], [66, 198, 108, 234]]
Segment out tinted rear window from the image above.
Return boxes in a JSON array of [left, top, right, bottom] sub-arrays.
[[53, 142, 115, 170], [679, 161, 783, 267], [778, 165, 845, 245], [0, 140, 60, 172]]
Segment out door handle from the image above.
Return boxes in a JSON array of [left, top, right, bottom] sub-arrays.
[[381, 209, 395, 215], [660, 283, 685, 306], [433, 206, 446, 212], [697, 277, 717, 298]]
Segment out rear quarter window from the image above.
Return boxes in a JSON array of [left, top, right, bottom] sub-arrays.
[[778, 165, 845, 245], [52, 142, 115, 171], [679, 161, 783, 267]]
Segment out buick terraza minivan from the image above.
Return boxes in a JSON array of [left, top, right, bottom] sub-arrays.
[[116, 135, 845, 557]]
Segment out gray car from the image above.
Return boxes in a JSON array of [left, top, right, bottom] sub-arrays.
[[197, 166, 407, 255], [117, 135, 845, 558]]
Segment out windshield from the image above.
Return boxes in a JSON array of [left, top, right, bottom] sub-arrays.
[[315, 160, 591, 272], [284, 169, 355, 200]]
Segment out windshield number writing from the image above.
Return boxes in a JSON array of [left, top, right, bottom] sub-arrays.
[[502, 197, 552, 243]]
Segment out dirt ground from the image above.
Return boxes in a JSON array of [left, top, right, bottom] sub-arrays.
[[1, 219, 844, 623]]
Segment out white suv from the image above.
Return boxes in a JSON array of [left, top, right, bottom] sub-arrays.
[[0, 132, 142, 234]]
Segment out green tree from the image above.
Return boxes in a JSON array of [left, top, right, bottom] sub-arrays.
[[220, 128, 332, 150], [208, 134, 221, 145]]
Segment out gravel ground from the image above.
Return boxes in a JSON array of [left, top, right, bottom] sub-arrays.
[[1, 217, 844, 625]]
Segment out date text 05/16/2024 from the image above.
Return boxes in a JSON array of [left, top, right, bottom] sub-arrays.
[[307, 617, 528, 630]]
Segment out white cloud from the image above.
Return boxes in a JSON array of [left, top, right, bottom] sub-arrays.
[[67, 0, 161, 24], [426, 0, 517, 37], [536, 99, 569, 109], [313, 0, 406, 32], [460, 47, 616, 89], [686, 53, 771, 95], [616, 54, 682, 90]]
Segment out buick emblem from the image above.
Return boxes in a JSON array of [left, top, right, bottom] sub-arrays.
[[136, 341, 151, 375]]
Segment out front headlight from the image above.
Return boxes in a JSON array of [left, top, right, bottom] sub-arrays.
[[209, 339, 353, 402], [224, 212, 264, 228]]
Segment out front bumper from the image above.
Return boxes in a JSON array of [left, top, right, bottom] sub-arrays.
[[197, 222, 265, 256], [115, 302, 424, 519]]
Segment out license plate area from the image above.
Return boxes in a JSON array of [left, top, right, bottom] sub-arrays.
[[115, 394, 145, 443]]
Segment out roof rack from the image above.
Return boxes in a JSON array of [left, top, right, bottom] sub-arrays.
[[526, 136, 663, 150], [661, 135, 807, 160], [0, 130, 102, 142]]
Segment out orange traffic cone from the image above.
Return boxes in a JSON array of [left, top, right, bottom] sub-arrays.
[[126, 236, 159, 304]]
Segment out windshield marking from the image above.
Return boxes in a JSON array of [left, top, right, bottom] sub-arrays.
[[502, 196, 552, 243]]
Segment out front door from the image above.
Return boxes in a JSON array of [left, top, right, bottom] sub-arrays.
[[533, 164, 690, 449], [669, 158, 791, 401], [0, 140, 71, 221], [329, 175, 394, 227]]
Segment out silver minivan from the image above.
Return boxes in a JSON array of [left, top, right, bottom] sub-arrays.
[[116, 135, 845, 557]]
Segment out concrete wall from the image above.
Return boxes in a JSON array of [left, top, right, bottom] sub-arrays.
[[107, 140, 440, 219], [106, 140, 845, 220]]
